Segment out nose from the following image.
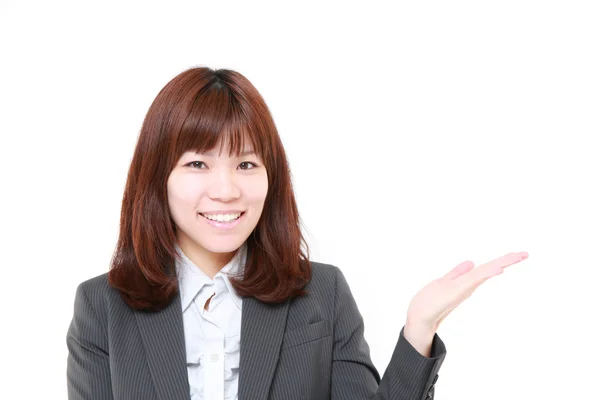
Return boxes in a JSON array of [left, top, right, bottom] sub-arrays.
[[206, 169, 241, 202]]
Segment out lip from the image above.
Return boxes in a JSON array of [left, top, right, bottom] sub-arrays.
[[199, 210, 245, 215], [198, 211, 245, 230]]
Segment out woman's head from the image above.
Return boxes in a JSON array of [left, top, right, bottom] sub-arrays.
[[163, 70, 272, 268], [109, 67, 311, 311]]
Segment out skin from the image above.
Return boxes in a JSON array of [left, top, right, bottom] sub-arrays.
[[167, 142, 530, 357], [404, 251, 529, 357], [166, 146, 268, 278]]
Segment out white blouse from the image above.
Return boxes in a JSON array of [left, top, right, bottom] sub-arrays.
[[175, 243, 247, 400]]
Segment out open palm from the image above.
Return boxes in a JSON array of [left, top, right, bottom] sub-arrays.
[[407, 251, 529, 332]]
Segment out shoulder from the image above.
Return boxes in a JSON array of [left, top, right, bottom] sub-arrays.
[[286, 261, 348, 314], [306, 260, 343, 292], [70, 272, 129, 324], [284, 261, 361, 334], [76, 271, 111, 293], [74, 272, 115, 304], [306, 260, 357, 306]]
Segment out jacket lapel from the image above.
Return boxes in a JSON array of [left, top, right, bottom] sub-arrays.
[[238, 296, 290, 400], [135, 294, 190, 400], [134, 290, 291, 400]]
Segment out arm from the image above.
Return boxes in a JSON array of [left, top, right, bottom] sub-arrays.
[[66, 283, 114, 400], [330, 267, 446, 400]]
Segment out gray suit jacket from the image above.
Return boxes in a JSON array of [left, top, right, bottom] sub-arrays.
[[66, 262, 446, 400]]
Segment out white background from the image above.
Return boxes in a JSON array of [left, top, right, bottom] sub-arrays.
[[1, 1, 599, 399]]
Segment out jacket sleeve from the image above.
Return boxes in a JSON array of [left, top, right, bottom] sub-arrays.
[[330, 266, 446, 400], [66, 282, 114, 400]]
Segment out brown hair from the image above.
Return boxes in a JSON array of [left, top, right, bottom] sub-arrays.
[[108, 67, 311, 311]]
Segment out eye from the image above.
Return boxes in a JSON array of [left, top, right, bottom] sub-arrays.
[[186, 161, 207, 169], [238, 161, 258, 170]]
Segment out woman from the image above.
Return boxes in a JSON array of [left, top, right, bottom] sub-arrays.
[[66, 67, 528, 400]]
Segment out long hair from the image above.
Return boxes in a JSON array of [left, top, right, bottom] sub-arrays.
[[108, 67, 311, 311]]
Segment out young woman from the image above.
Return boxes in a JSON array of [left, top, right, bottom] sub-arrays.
[[66, 67, 529, 400]]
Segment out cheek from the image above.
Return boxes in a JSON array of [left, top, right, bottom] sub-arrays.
[[167, 176, 206, 209], [245, 176, 269, 205]]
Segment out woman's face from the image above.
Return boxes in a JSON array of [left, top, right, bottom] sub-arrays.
[[167, 146, 268, 260]]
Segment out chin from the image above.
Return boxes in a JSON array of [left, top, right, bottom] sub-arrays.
[[199, 238, 247, 254]]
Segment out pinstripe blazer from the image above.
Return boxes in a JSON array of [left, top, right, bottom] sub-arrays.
[[66, 261, 446, 400]]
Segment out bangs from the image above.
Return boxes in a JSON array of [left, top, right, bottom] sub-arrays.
[[175, 83, 262, 159]]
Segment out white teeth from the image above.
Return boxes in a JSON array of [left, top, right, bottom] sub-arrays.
[[200, 212, 242, 222]]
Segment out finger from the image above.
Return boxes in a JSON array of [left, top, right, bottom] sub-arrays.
[[457, 251, 528, 288], [464, 267, 503, 294], [442, 261, 475, 280], [482, 251, 529, 272]]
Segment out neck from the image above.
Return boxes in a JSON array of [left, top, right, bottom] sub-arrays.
[[176, 238, 237, 279]]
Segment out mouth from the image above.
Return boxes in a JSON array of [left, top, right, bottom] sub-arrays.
[[197, 211, 246, 230], [198, 211, 245, 222]]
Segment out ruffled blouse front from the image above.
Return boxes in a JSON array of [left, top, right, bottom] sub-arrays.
[[175, 244, 246, 400]]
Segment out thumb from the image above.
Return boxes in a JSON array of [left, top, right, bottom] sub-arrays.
[[442, 260, 475, 280]]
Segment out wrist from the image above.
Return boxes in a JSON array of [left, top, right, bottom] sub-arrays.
[[404, 320, 436, 358], [405, 316, 436, 335]]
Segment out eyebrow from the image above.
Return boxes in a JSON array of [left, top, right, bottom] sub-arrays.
[[238, 149, 256, 157], [197, 149, 256, 157]]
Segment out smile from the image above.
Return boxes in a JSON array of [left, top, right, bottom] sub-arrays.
[[198, 211, 245, 230], [199, 212, 243, 222]]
